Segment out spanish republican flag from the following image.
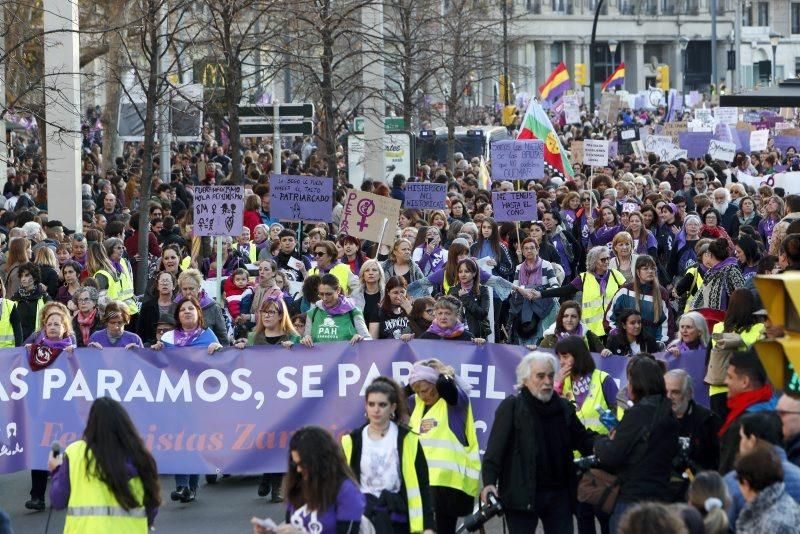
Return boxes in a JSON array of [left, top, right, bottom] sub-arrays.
[[538, 62, 571, 102], [601, 63, 625, 92], [517, 98, 574, 179]]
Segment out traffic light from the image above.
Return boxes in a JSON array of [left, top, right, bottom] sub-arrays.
[[499, 75, 513, 104], [754, 273, 800, 389], [656, 65, 670, 91], [575, 63, 587, 87], [502, 105, 517, 126]]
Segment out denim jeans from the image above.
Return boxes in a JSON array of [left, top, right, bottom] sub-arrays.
[[175, 474, 199, 489]]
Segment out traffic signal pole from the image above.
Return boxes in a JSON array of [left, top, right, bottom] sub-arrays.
[[589, 0, 605, 112]]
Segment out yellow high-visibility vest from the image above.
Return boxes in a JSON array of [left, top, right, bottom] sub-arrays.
[[580, 269, 624, 336]]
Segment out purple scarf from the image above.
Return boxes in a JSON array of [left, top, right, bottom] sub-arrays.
[[518, 257, 544, 287], [709, 256, 738, 274], [427, 320, 466, 339], [33, 331, 74, 350], [173, 327, 203, 347], [174, 290, 214, 308], [678, 339, 705, 353], [558, 323, 586, 340], [320, 295, 356, 315], [111, 260, 123, 274]]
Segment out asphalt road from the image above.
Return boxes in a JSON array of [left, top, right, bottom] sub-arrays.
[[0, 471, 547, 534]]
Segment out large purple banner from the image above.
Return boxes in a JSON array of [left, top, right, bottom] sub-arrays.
[[0, 342, 707, 475]]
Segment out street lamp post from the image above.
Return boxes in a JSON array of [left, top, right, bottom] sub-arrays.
[[589, 0, 606, 111], [679, 36, 690, 92], [608, 39, 618, 82], [770, 31, 782, 86]]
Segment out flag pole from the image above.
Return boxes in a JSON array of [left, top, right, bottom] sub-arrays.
[[374, 218, 389, 259]]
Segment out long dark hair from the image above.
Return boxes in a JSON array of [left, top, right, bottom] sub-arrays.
[[284, 426, 356, 512], [366, 376, 409, 424], [723, 289, 758, 333], [82, 397, 160, 511], [475, 217, 502, 257], [380, 276, 408, 314]]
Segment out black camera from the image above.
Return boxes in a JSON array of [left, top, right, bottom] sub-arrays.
[[456, 492, 503, 533], [574, 455, 601, 472]]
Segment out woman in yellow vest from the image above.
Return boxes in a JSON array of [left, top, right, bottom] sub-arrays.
[[104, 238, 139, 320], [12, 262, 50, 341], [553, 335, 618, 533], [408, 359, 480, 534], [86, 242, 123, 308], [0, 277, 22, 348], [341, 377, 435, 534], [538, 246, 626, 341], [48, 396, 160, 533], [308, 240, 360, 296], [707, 288, 765, 420]]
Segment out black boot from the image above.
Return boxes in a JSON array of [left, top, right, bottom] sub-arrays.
[[257, 474, 270, 497], [24, 498, 45, 511], [270, 474, 284, 503], [171, 486, 189, 502]]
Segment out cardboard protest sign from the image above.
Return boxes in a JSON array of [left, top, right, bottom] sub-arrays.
[[340, 189, 401, 246], [193, 186, 244, 237], [491, 191, 538, 222], [598, 94, 620, 123], [662, 121, 687, 145], [750, 130, 769, 152], [707, 140, 736, 162], [583, 139, 610, 167], [631, 140, 647, 161], [404, 182, 447, 210], [270, 175, 334, 222], [569, 141, 584, 165], [490, 140, 545, 180]]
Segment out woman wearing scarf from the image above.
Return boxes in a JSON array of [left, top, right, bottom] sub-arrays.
[[86, 301, 144, 349], [540, 246, 627, 342], [252, 224, 271, 256], [538, 301, 604, 351], [447, 259, 490, 339], [758, 195, 784, 245], [300, 273, 371, 346], [508, 238, 560, 345], [418, 295, 485, 344], [553, 335, 617, 533], [152, 295, 222, 504], [175, 269, 230, 345], [627, 211, 658, 258], [666, 311, 710, 357], [86, 241, 120, 304], [14, 262, 51, 342], [103, 238, 139, 322], [23, 301, 76, 512], [609, 232, 639, 284], [70, 286, 102, 347], [668, 215, 702, 280], [308, 240, 360, 296], [239, 259, 289, 330], [338, 235, 369, 276], [589, 205, 625, 248], [691, 238, 745, 312], [412, 227, 448, 276], [469, 218, 513, 281], [407, 359, 480, 534], [735, 196, 762, 238]]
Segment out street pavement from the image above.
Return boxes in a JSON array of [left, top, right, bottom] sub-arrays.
[[0, 471, 541, 533]]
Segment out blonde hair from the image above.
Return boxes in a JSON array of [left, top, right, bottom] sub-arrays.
[[34, 247, 59, 270], [688, 471, 730, 534], [253, 297, 299, 338], [38, 302, 74, 338]]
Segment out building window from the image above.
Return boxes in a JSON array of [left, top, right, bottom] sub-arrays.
[[551, 0, 572, 14], [793, 4, 800, 34], [742, 5, 753, 26], [757, 2, 768, 26], [661, 0, 675, 15], [550, 42, 564, 71]]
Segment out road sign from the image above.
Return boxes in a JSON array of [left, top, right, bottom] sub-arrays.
[[353, 117, 405, 133], [236, 104, 314, 137]]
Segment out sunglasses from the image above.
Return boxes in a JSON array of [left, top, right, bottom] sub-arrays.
[[314, 251, 327, 257]]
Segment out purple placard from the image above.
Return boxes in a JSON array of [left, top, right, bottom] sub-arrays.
[[774, 136, 800, 155], [491, 191, 538, 222], [490, 140, 545, 180], [404, 182, 447, 210], [679, 132, 714, 158], [0, 343, 707, 474], [193, 186, 244, 237], [270, 174, 334, 222], [735, 130, 751, 153]]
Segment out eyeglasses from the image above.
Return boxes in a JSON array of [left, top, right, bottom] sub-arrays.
[[777, 409, 800, 417], [76, 298, 92, 303], [599, 257, 611, 262], [314, 251, 327, 257], [581, 197, 590, 202], [261, 310, 278, 317]]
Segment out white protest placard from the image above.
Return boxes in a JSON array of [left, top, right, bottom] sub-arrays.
[[750, 130, 769, 152], [565, 104, 581, 125], [193, 185, 245, 237], [694, 108, 716, 130], [738, 171, 800, 195], [707, 140, 736, 162], [643, 135, 675, 154], [621, 128, 636, 141], [339, 189, 402, 246], [664, 147, 688, 161], [713, 107, 738, 125], [631, 140, 647, 161], [776, 122, 795, 131], [583, 139, 610, 167], [688, 120, 714, 133]]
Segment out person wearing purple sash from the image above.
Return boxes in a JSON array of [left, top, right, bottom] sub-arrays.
[[589, 206, 623, 248]]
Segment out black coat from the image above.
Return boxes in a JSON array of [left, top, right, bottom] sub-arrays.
[[594, 395, 679, 503], [447, 285, 490, 339], [677, 400, 721, 471], [344, 423, 435, 531], [604, 331, 660, 357], [481, 390, 596, 512]]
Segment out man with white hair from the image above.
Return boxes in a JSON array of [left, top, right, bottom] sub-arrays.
[[712, 187, 739, 235], [664, 369, 720, 472], [481, 351, 597, 533]]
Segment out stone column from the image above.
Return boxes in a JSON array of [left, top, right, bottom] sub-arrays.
[[44, 0, 82, 232]]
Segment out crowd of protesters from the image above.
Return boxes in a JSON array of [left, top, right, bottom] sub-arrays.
[[2, 96, 800, 533]]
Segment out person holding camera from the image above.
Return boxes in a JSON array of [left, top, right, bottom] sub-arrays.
[[341, 377, 435, 534], [481, 351, 598, 533], [408, 359, 481, 534], [594, 355, 679, 533]]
